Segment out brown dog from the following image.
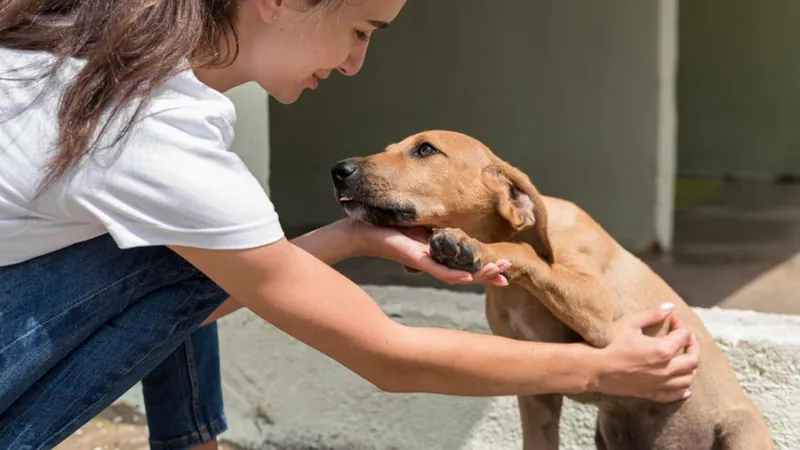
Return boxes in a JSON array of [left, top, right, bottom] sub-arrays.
[[330, 130, 774, 450]]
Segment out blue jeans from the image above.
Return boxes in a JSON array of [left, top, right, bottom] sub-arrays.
[[142, 323, 228, 449], [0, 234, 229, 449]]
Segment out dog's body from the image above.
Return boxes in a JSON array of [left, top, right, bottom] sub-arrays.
[[479, 200, 770, 450], [330, 130, 773, 450]]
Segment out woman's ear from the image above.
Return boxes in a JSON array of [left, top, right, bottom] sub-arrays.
[[254, 0, 283, 24], [483, 160, 554, 264]]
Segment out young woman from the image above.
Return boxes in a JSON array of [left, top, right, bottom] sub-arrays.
[[0, 1, 700, 449]]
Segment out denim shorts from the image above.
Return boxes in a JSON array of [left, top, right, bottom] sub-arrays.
[[0, 233, 230, 449]]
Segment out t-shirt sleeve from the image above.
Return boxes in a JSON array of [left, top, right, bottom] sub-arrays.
[[69, 105, 285, 250]]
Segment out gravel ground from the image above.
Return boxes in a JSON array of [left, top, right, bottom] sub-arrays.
[[55, 403, 244, 450]]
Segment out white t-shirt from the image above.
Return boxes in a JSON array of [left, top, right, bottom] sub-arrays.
[[0, 46, 285, 267]]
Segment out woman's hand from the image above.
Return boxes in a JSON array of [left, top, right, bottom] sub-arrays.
[[588, 302, 700, 402], [344, 219, 511, 287]]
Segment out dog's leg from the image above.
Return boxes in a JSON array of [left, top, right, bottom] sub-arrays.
[[430, 228, 614, 347], [517, 394, 562, 450], [594, 418, 608, 450], [714, 409, 774, 450]]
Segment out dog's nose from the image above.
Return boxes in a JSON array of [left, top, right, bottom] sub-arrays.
[[331, 160, 361, 182]]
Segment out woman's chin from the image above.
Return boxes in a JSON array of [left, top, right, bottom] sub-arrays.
[[269, 90, 301, 105], [265, 84, 306, 105]]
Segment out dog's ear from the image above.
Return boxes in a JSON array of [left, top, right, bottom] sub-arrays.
[[483, 159, 554, 264]]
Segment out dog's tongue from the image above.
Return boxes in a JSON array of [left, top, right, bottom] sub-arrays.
[[339, 195, 353, 202]]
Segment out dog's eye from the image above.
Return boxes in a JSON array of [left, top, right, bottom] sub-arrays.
[[413, 142, 439, 158]]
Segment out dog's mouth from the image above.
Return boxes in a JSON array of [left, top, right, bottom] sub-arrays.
[[336, 190, 418, 227]]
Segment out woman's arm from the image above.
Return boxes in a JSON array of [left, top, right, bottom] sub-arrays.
[[200, 220, 360, 325], [201, 219, 507, 325], [171, 227, 699, 402]]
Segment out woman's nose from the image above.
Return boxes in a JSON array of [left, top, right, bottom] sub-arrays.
[[337, 47, 367, 76]]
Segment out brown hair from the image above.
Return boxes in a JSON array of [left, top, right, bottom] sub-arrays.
[[0, 0, 340, 192]]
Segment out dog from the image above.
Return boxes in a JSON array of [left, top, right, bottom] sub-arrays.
[[330, 130, 774, 450]]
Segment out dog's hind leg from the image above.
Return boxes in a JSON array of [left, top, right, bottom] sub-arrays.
[[594, 418, 608, 450], [714, 409, 774, 450], [517, 394, 563, 450]]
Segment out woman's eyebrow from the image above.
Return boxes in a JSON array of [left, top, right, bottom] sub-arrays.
[[368, 20, 389, 29]]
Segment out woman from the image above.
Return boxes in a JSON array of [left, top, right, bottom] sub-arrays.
[[0, 1, 700, 449]]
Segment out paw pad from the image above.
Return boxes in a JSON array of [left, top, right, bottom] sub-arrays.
[[430, 229, 481, 273]]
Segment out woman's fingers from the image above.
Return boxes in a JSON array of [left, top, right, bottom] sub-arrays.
[[399, 226, 433, 245], [411, 253, 475, 283], [651, 387, 693, 403], [471, 260, 511, 286], [413, 255, 512, 287], [389, 232, 512, 287], [662, 336, 701, 376], [475, 262, 500, 278], [662, 371, 697, 391]]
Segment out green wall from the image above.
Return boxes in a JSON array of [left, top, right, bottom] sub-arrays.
[[678, 0, 800, 180], [269, 0, 673, 251]]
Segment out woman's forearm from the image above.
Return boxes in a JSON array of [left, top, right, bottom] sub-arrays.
[[201, 220, 360, 325], [186, 237, 602, 397], [289, 219, 361, 265], [382, 326, 598, 396], [200, 237, 598, 396]]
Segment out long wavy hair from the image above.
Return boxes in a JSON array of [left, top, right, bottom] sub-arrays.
[[0, 0, 339, 191]]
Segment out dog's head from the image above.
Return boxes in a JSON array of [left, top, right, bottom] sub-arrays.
[[330, 130, 553, 263]]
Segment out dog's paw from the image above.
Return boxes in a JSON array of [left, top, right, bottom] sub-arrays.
[[430, 228, 482, 273]]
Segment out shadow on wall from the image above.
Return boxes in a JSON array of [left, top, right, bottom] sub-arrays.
[[650, 181, 800, 315]]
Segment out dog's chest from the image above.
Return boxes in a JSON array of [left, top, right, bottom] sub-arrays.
[[485, 285, 576, 343], [507, 307, 540, 340]]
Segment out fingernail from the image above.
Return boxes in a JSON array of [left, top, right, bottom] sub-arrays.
[[660, 302, 675, 312], [683, 390, 692, 399]]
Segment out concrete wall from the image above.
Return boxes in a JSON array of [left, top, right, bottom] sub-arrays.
[[118, 285, 800, 449], [677, 0, 800, 180], [269, 0, 678, 251]]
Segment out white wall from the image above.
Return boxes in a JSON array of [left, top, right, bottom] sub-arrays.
[[225, 82, 271, 193], [655, 0, 679, 250]]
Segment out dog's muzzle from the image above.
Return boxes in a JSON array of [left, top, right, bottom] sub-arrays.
[[331, 159, 361, 188]]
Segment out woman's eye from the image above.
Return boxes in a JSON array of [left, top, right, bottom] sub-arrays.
[[355, 30, 370, 42], [413, 143, 439, 158]]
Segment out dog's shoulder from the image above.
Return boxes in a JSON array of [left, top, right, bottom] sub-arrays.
[[542, 196, 608, 240], [539, 196, 619, 270]]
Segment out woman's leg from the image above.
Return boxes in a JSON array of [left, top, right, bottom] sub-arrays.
[[142, 323, 228, 450], [0, 234, 228, 449]]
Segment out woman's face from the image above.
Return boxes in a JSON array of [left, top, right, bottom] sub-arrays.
[[238, 0, 407, 104]]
